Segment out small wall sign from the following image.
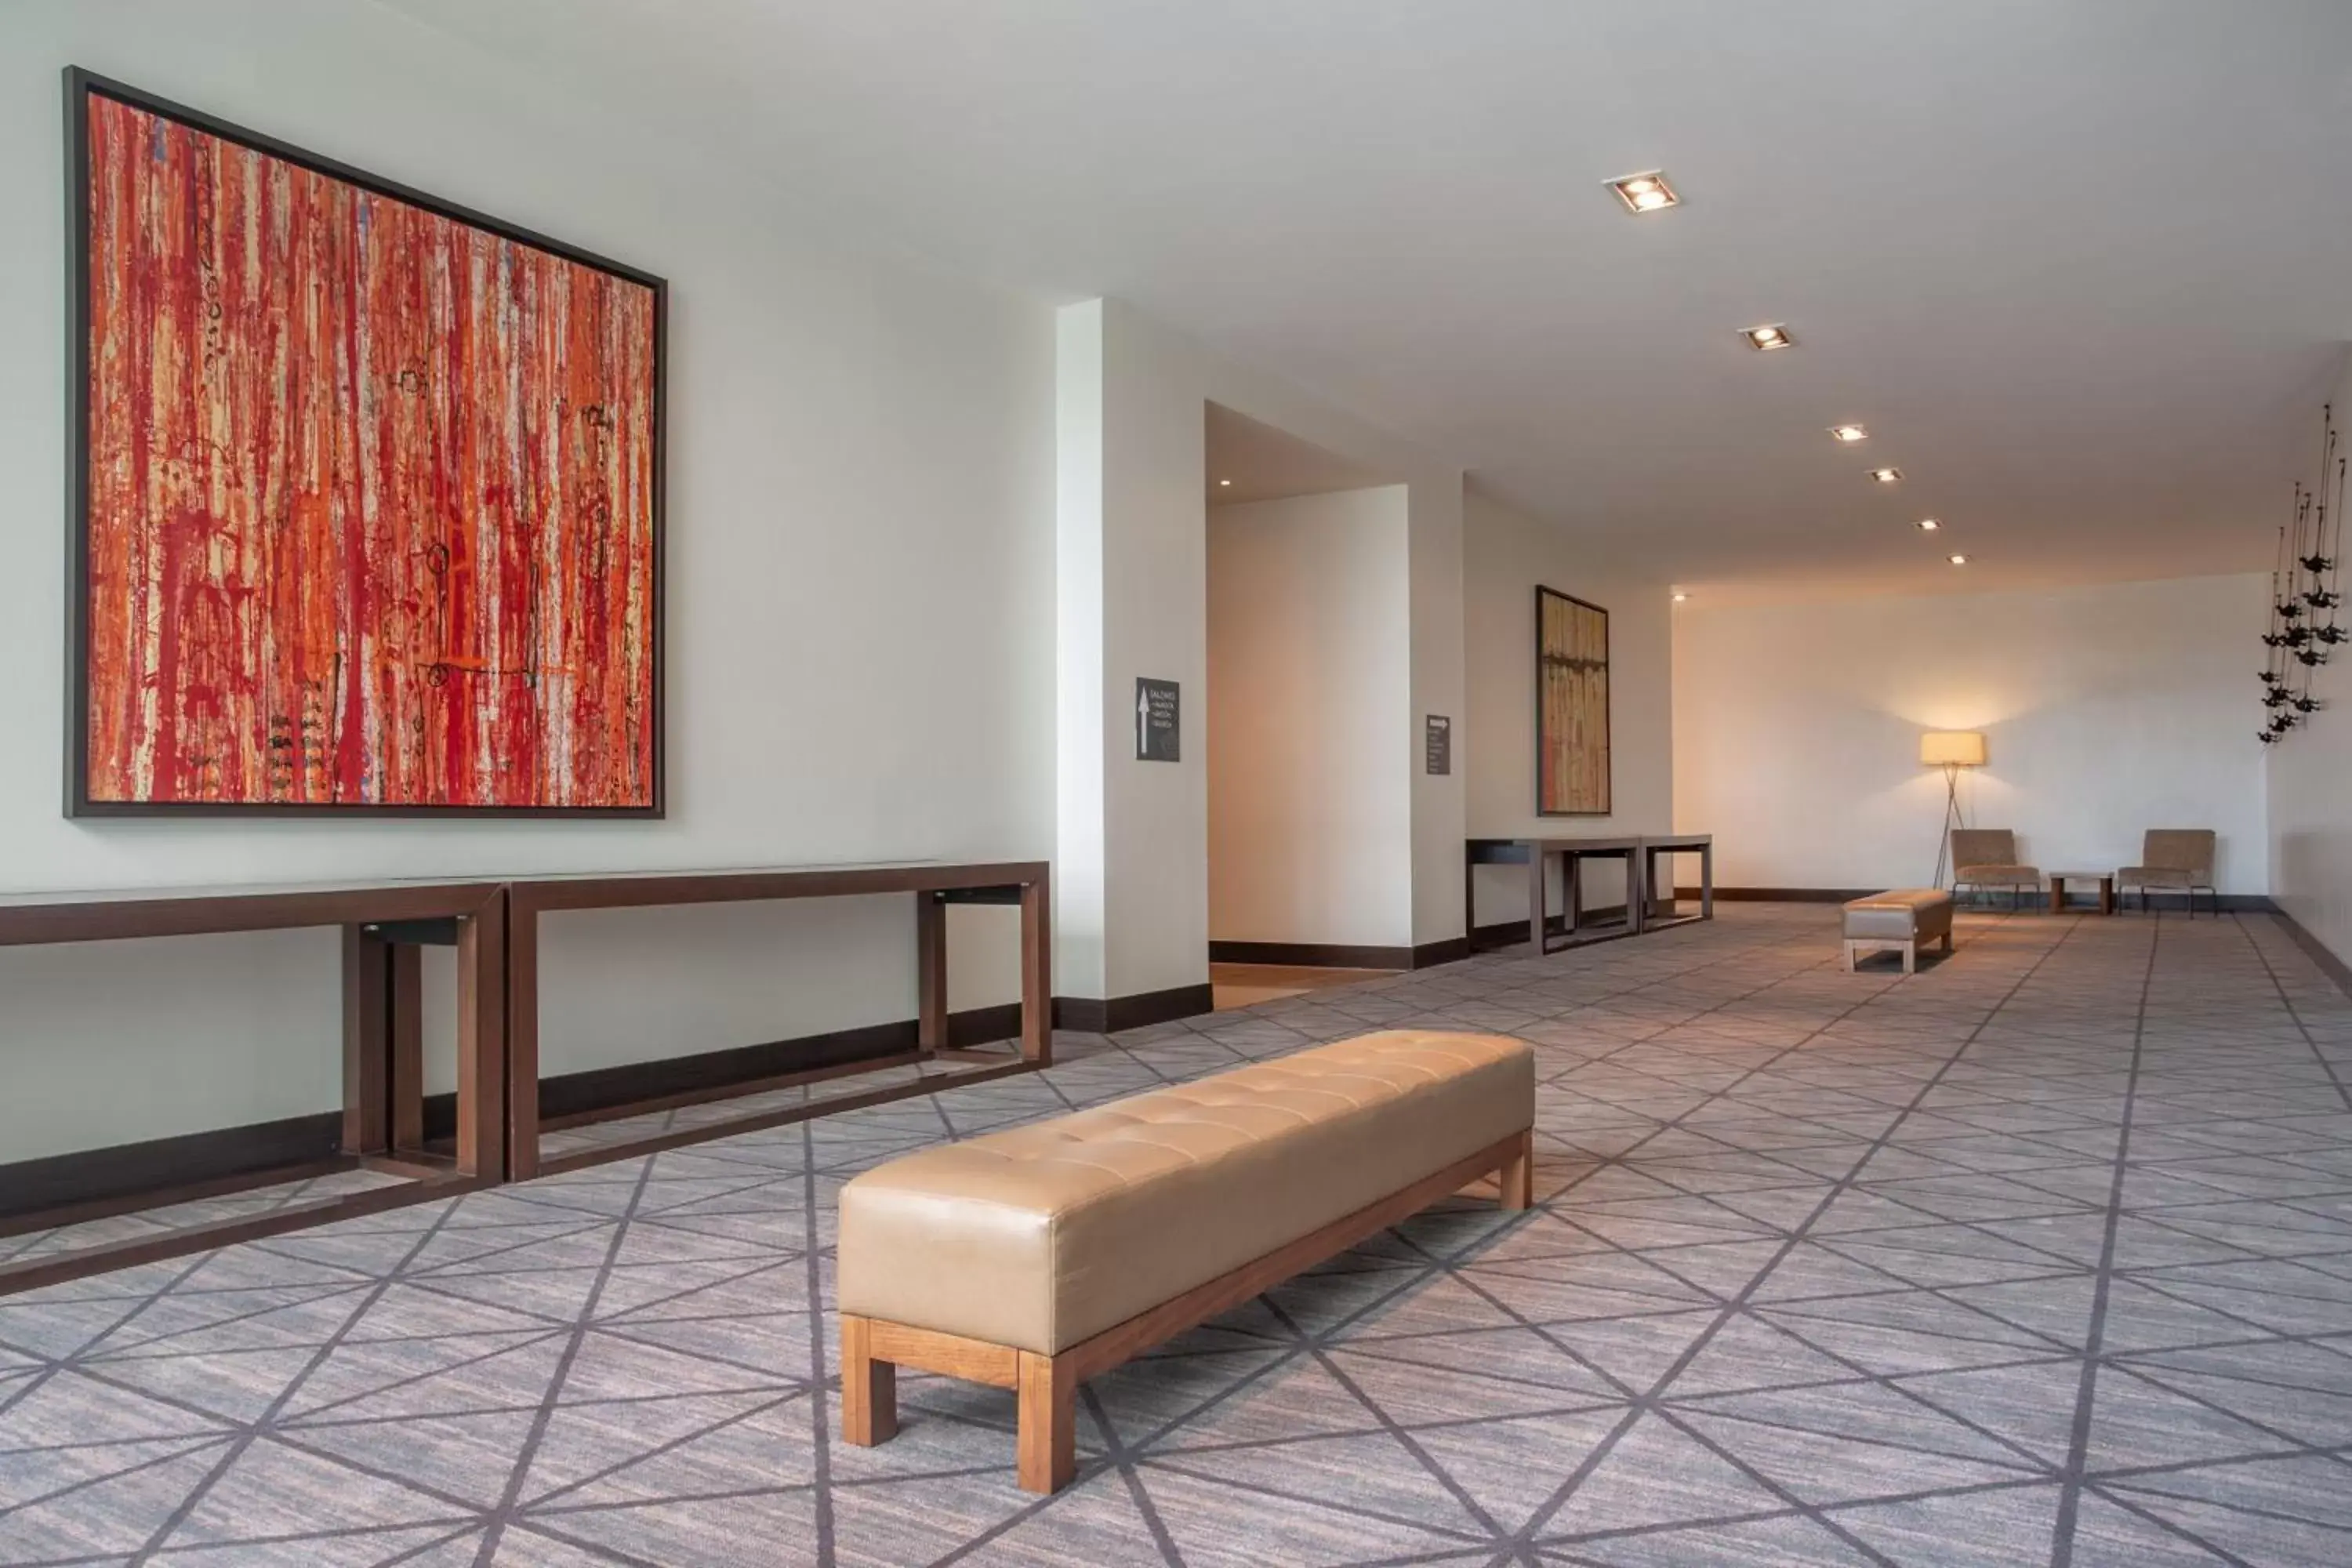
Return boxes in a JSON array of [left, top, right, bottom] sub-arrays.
[[1425, 714, 1453, 775], [1137, 678, 1181, 761]]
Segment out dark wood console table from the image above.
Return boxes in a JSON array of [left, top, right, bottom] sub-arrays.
[[505, 861, 1051, 1178], [1465, 837, 1646, 954], [1639, 833, 1715, 931], [0, 878, 506, 1295]]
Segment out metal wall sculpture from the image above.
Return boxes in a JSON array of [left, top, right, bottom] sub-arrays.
[[2259, 403, 2344, 745]]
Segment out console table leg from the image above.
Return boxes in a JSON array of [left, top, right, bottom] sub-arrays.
[[389, 944, 424, 1153], [1463, 855, 1477, 952], [458, 891, 510, 1183], [341, 926, 390, 1156], [916, 894, 948, 1054], [1020, 878, 1052, 1065], [1528, 849, 1547, 953]]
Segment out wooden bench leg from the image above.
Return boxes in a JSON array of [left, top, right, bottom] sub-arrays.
[[840, 1315, 898, 1446], [1016, 1349, 1076, 1494], [1499, 1129, 1534, 1210]]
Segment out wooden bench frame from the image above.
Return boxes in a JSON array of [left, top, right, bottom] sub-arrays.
[[838, 1126, 1534, 1493], [1842, 926, 1954, 974]]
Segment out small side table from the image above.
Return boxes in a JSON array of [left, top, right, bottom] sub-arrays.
[[2047, 870, 2116, 915]]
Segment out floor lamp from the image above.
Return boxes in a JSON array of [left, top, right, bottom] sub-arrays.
[[1921, 731, 1986, 888]]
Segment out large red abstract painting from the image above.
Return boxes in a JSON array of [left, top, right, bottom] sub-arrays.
[[73, 76, 662, 813]]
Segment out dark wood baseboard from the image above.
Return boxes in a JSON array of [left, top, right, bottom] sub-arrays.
[[1468, 902, 1638, 949], [0, 1170, 487, 1298], [1410, 937, 1471, 969], [9, 1000, 1034, 1224], [2192, 894, 2277, 913], [0, 1111, 343, 1224], [1677, 885, 2282, 916], [1676, 886, 1870, 904], [1053, 983, 1217, 1035], [533, 1057, 1037, 1178], [1208, 938, 1475, 972], [424, 1000, 1030, 1140], [1209, 941, 1414, 971], [2273, 908, 2352, 999]]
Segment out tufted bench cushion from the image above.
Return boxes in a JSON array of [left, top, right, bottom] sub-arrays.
[[838, 1029, 1534, 1356]]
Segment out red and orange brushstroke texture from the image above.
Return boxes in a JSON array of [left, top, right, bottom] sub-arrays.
[[83, 94, 657, 809]]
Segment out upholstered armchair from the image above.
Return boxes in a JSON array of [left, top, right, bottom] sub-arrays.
[[2118, 829, 2218, 916], [1950, 829, 2040, 910]]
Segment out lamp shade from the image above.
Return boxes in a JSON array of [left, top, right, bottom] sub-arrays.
[[1919, 731, 1987, 768]]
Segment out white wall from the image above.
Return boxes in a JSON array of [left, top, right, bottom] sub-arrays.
[[2267, 349, 2352, 966], [1462, 491, 1676, 926], [1675, 574, 2271, 895], [1208, 488, 1414, 949], [0, 0, 1054, 1160], [1055, 299, 1466, 998]]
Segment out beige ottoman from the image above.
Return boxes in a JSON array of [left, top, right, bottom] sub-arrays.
[[836, 1029, 1535, 1491], [1843, 889, 1955, 973]]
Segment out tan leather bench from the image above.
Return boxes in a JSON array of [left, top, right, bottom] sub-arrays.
[[836, 1029, 1535, 1491], [1843, 888, 1955, 973]]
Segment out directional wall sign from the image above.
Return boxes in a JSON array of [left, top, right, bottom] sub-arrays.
[[1425, 714, 1453, 775], [1137, 678, 1181, 762]]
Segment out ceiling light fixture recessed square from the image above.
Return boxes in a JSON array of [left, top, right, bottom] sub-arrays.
[[1828, 423, 1869, 444], [1740, 323, 1795, 351], [1916, 517, 1941, 532], [1671, 591, 1689, 603], [1948, 553, 1969, 565], [1869, 467, 1904, 484], [1606, 170, 1679, 213]]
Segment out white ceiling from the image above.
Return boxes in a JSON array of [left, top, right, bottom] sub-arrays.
[[384, 0, 2352, 597], [1204, 403, 1392, 508]]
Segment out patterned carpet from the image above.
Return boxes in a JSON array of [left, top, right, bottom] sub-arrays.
[[3, 903, 2351, 1566]]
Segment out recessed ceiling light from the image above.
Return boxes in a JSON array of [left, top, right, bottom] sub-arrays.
[[1948, 553, 1969, 565], [1217, 478, 1232, 487], [1671, 592, 1689, 603], [1828, 424, 1869, 444], [1606, 170, 1679, 214], [1916, 517, 1941, 532], [1740, 323, 1795, 351], [1869, 467, 1903, 484]]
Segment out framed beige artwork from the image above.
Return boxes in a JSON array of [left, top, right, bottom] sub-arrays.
[[1536, 586, 1610, 815]]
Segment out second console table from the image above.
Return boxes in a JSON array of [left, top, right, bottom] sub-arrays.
[[503, 861, 1052, 1178], [1465, 835, 1714, 955]]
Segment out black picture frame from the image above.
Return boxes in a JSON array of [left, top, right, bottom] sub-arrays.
[[63, 67, 668, 818], [1534, 585, 1612, 817]]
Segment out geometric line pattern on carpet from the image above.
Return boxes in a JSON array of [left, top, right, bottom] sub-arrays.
[[2, 905, 2349, 1566]]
